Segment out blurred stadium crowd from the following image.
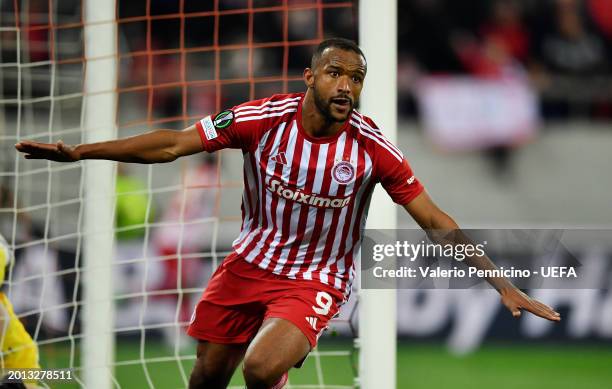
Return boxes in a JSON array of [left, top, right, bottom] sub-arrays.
[[2, 0, 611, 125], [398, 0, 612, 120]]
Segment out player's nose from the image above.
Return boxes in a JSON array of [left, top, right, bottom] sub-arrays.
[[336, 75, 351, 94]]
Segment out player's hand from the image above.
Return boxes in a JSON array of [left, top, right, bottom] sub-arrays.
[[15, 140, 80, 162], [500, 287, 561, 322]]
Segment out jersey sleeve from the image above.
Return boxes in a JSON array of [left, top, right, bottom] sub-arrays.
[[194, 95, 301, 153], [194, 96, 273, 153], [377, 152, 424, 205], [357, 113, 425, 205], [194, 108, 256, 153]]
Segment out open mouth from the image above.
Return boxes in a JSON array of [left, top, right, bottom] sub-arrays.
[[331, 98, 351, 110]]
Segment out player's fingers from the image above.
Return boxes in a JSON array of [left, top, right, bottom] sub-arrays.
[[16, 140, 46, 148], [17, 146, 37, 155], [525, 301, 560, 322], [535, 309, 560, 321], [531, 301, 561, 321], [16, 142, 55, 153], [15, 142, 35, 152], [533, 300, 560, 316], [511, 308, 521, 318], [15, 140, 33, 149], [529, 300, 550, 313], [25, 153, 54, 158]]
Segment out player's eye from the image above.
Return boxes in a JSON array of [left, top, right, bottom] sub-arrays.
[[329, 71, 339, 78], [352, 76, 362, 83]]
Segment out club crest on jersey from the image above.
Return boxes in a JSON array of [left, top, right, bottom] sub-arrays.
[[213, 110, 234, 129], [331, 160, 356, 185]]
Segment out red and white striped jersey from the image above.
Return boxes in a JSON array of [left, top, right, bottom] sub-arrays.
[[195, 93, 424, 297]]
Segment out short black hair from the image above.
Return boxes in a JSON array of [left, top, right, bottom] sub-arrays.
[[310, 38, 366, 70]]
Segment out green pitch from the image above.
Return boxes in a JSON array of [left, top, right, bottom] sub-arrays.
[[39, 339, 612, 388]]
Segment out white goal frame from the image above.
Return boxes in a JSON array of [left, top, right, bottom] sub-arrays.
[[359, 1, 398, 389], [82, 0, 117, 388]]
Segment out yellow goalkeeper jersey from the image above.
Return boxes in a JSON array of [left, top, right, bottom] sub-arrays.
[[0, 293, 39, 369], [0, 235, 39, 370]]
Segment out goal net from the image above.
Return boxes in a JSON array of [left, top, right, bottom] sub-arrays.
[[0, 0, 363, 388]]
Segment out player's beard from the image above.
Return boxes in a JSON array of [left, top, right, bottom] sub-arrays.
[[313, 87, 352, 123]]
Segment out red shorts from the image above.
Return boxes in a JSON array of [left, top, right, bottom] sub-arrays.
[[187, 252, 344, 348]]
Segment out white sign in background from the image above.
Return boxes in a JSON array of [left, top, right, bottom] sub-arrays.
[[417, 76, 539, 151]]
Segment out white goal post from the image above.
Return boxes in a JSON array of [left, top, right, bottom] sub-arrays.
[[82, 0, 117, 388], [359, 1, 398, 389]]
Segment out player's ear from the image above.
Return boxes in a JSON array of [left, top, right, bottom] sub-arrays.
[[303, 67, 314, 88]]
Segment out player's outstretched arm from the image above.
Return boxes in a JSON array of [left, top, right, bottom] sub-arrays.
[[403, 191, 561, 322], [15, 124, 203, 164]]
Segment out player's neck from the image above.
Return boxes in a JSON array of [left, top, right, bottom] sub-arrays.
[[301, 90, 346, 138]]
